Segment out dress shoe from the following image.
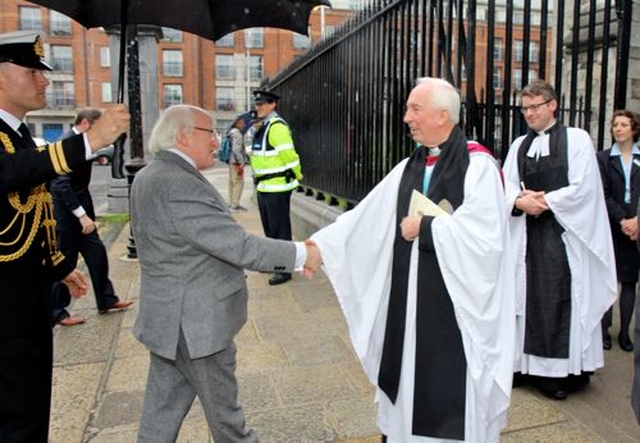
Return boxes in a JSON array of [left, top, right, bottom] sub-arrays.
[[268, 273, 291, 286], [59, 316, 85, 326], [603, 332, 612, 350], [99, 300, 133, 315], [512, 372, 528, 388], [619, 334, 634, 352], [546, 389, 568, 400]]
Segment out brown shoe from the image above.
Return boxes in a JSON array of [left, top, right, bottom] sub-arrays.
[[59, 316, 85, 326], [99, 300, 133, 315]]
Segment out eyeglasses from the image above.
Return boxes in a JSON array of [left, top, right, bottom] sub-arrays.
[[193, 126, 215, 134], [520, 99, 552, 114]]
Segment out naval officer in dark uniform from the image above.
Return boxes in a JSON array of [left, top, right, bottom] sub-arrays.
[[0, 30, 130, 442]]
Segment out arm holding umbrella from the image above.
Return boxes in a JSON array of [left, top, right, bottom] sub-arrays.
[[85, 103, 131, 152]]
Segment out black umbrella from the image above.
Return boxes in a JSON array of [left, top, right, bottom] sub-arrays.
[[28, 0, 330, 42], [27, 0, 331, 176]]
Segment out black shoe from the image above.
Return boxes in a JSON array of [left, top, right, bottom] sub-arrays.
[[268, 273, 291, 286], [512, 372, 528, 388], [603, 332, 612, 350], [619, 334, 634, 352], [546, 389, 568, 400]]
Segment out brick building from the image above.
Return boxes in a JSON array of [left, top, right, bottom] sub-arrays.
[[0, 1, 353, 140]]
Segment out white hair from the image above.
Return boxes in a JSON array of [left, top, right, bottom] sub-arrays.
[[148, 104, 211, 155], [416, 77, 461, 125]]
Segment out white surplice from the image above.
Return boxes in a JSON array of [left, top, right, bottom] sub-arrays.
[[503, 128, 617, 376], [312, 151, 515, 442]]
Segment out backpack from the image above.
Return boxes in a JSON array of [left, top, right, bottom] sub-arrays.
[[218, 135, 232, 163]]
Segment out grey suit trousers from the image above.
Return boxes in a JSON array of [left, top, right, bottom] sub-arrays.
[[137, 332, 257, 443]]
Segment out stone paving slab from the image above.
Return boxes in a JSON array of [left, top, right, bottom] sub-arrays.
[[50, 362, 105, 443]]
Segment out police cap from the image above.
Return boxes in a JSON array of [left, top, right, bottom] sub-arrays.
[[0, 31, 53, 71], [253, 90, 280, 104]]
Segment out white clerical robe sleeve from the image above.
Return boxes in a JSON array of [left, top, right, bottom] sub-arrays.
[[311, 160, 407, 384]]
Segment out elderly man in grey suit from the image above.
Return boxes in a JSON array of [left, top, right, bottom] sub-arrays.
[[130, 104, 321, 443]]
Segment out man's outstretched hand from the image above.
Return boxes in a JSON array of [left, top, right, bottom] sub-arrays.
[[302, 238, 323, 279]]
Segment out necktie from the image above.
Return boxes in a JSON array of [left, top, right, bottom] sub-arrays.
[[18, 123, 38, 150]]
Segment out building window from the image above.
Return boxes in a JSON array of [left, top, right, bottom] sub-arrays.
[[493, 38, 503, 62], [51, 45, 73, 73], [215, 54, 235, 80], [100, 47, 110, 67], [248, 56, 263, 81], [514, 11, 524, 25], [244, 28, 264, 48], [161, 28, 182, 42], [101, 82, 112, 102], [511, 68, 522, 91], [162, 50, 183, 77], [164, 84, 183, 107], [293, 31, 310, 49], [530, 41, 540, 63], [47, 81, 75, 107], [20, 7, 42, 31], [492, 67, 502, 89], [50, 11, 71, 35], [514, 40, 523, 63], [216, 87, 236, 112], [216, 34, 234, 47], [513, 68, 523, 89]]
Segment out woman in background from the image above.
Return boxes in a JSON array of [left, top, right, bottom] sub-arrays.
[[597, 109, 640, 352]]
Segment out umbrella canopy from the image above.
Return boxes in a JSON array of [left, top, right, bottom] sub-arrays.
[[27, 0, 331, 40]]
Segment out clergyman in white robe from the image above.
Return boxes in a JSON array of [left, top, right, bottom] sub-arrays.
[[311, 143, 515, 442], [503, 125, 617, 383]]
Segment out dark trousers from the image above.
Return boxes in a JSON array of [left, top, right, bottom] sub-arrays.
[[0, 330, 53, 443], [256, 191, 292, 241], [52, 229, 118, 321]]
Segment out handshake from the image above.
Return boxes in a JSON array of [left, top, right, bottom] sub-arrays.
[[302, 239, 323, 279]]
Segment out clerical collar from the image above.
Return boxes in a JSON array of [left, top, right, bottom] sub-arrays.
[[536, 121, 556, 136], [425, 146, 441, 167]]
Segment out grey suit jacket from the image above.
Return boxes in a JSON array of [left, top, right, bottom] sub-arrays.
[[130, 151, 296, 360]]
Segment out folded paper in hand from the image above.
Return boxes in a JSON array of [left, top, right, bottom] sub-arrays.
[[408, 190, 449, 217]]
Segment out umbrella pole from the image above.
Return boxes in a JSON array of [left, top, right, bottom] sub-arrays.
[[124, 25, 147, 259], [110, 0, 129, 180]]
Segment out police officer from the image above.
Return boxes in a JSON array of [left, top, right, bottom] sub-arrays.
[[0, 30, 129, 442], [250, 90, 303, 285]]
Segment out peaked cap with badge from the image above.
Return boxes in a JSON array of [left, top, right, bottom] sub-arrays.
[[0, 30, 53, 70], [253, 89, 280, 104]]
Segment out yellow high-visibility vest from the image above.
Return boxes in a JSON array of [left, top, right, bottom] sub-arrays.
[[250, 116, 302, 193]]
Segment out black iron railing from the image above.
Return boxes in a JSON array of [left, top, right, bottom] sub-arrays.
[[267, 0, 632, 205]]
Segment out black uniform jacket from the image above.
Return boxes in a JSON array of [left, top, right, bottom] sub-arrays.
[[597, 147, 640, 282], [0, 119, 87, 335]]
